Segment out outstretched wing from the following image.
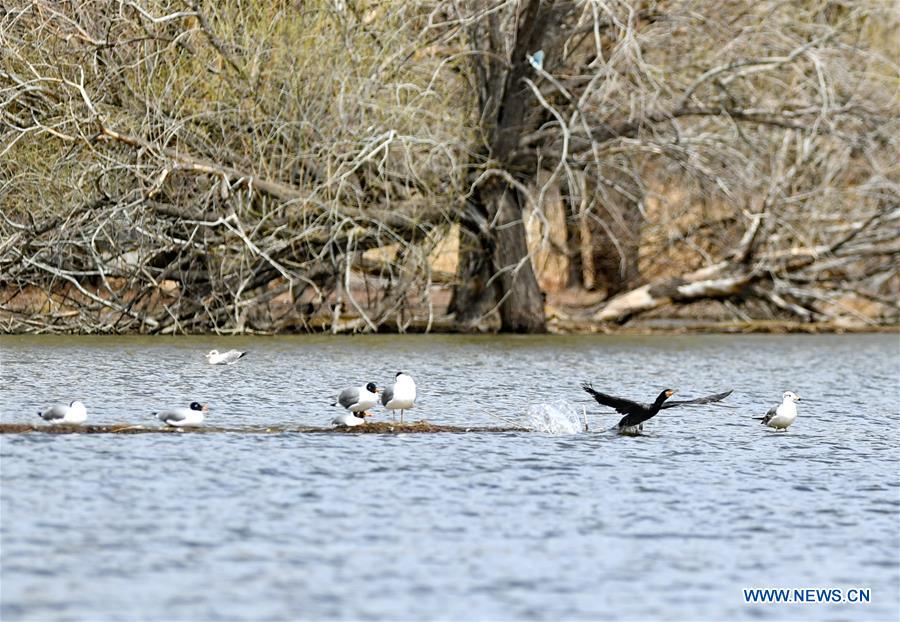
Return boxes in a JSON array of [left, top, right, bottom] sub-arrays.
[[581, 383, 645, 416], [659, 389, 734, 409], [227, 350, 247, 363]]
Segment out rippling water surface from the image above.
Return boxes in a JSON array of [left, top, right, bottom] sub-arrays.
[[1, 334, 898, 621]]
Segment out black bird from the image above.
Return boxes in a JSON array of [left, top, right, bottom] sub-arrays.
[[582, 384, 733, 434]]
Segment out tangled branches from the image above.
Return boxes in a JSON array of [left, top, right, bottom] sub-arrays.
[[1, 1, 466, 333], [452, 0, 898, 327], [1, 1, 897, 334]]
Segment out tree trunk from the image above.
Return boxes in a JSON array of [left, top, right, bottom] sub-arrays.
[[450, 183, 546, 332], [449, 0, 569, 333], [448, 203, 497, 325], [487, 181, 546, 332], [592, 261, 760, 323]]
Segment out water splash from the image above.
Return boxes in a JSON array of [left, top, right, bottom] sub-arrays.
[[521, 401, 585, 435]]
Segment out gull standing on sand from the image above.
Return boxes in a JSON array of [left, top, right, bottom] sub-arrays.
[[381, 372, 417, 424], [757, 391, 801, 431], [333, 382, 379, 417], [37, 400, 87, 424], [154, 402, 208, 427], [205, 349, 247, 365]]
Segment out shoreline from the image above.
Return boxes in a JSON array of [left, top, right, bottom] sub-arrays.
[[1, 319, 896, 336]]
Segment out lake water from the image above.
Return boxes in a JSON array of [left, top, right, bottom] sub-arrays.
[[1, 334, 898, 621]]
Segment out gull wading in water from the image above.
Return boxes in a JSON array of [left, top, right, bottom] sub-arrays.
[[757, 391, 801, 431], [37, 400, 87, 424], [154, 402, 208, 427], [381, 372, 416, 424], [205, 349, 247, 365], [582, 384, 734, 434], [333, 382, 379, 417]]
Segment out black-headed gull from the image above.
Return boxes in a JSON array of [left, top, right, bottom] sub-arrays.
[[332, 411, 373, 427], [155, 402, 208, 426], [333, 382, 379, 415], [37, 400, 87, 424], [381, 372, 416, 423]]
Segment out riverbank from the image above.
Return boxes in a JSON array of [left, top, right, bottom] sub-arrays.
[[2, 293, 896, 336], [2, 273, 896, 336], [2, 314, 895, 336]]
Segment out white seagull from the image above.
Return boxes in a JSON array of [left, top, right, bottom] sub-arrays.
[[333, 382, 379, 416], [332, 411, 373, 428], [37, 400, 87, 424], [758, 391, 801, 431], [381, 372, 417, 424], [155, 402, 208, 427], [205, 349, 247, 365]]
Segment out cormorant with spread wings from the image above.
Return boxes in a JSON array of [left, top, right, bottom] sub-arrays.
[[582, 384, 733, 433]]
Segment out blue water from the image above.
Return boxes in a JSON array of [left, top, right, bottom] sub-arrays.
[[1, 334, 898, 620]]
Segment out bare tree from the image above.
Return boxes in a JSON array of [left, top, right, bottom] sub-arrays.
[[1, 1, 897, 334], [1, 1, 466, 333], [447, 0, 897, 327], [447, 1, 581, 332]]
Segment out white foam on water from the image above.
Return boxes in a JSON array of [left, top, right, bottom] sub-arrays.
[[521, 401, 585, 435]]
